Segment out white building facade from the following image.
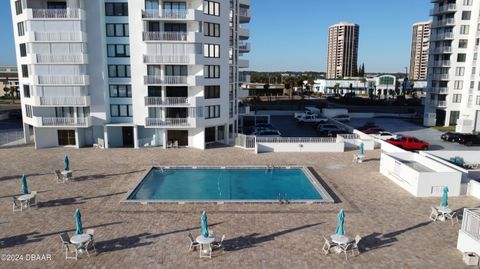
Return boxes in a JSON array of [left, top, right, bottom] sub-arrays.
[[10, 0, 250, 149], [424, 0, 480, 133]]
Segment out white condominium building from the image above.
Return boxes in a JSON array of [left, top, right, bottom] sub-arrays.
[[409, 21, 431, 81], [10, 0, 250, 149], [424, 0, 480, 133], [326, 22, 359, 79]]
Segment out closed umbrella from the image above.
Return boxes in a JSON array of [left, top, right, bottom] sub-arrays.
[[201, 211, 209, 238], [64, 155, 70, 171], [359, 143, 365, 156], [335, 209, 345, 236], [75, 209, 83, 235], [441, 187, 449, 207], [21, 174, 29, 194]]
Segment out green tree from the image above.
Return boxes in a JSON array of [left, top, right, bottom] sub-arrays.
[[3, 86, 17, 104]]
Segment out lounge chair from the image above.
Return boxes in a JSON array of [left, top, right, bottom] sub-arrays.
[[445, 212, 459, 225], [29, 191, 38, 207], [429, 207, 440, 222], [187, 232, 199, 251], [322, 236, 337, 255], [12, 197, 22, 212], [343, 235, 362, 259], [212, 234, 225, 250], [82, 239, 97, 257], [173, 140, 179, 149], [65, 171, 73, 181], [55, 170, 64, 183], [59, 233, 78, 260], [353, 154, 364, 163]]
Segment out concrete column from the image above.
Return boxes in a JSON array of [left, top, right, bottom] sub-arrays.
[[103, 126, 109, 149], [162, 130, 167, 149], [23, 123, 30, 144], [133, 125, 139, 149], [75, 129, 80, 149], [225, 123, 230, 144]]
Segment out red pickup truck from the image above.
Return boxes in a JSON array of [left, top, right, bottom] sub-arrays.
[[386, 136, 430, 150]]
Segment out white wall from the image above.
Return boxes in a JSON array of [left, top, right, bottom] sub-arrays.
[[33, 127, 58, 149], [189, 128, 205, 150], [256, 142, 345, 153], [458, 230, 480, 256]]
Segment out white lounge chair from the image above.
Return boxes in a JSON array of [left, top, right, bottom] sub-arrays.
[[322, 236, 337, 255], [65, 171, 73, 181], [60, 233, 79, 260], [429, 207, 440, 222], [12, 197, 22, 212], [187, 232, 199, 251], [445, 211, 459, 225], [29, 191, 38, 207], [353, 154, 364, 163], [212, 234, 225, 250], [343, 235, 362, 259]]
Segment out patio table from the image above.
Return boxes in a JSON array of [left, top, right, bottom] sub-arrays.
[[17, 194, 34, 208], [436, 206, 452, 221], [330, 234, 350, 253], [196, 235, 215, 258]]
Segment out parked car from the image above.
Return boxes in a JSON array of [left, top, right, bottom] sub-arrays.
[[253, 130, 282, 137], [358, 122, 378, 131], [317, 124, 347, 137], [332, 114, 350, 122], [296, 114, 328, 124], [363, 128, 386, 134], [386, 136, 430, 150], [457, 134, 480, 146], [441, 132, 463, 142], [372, 131, 398, 140], [254, 123, 274, 130]]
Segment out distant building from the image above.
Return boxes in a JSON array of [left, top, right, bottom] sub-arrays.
[[409, 21, 431, 81], [0, 66, 19, 96], [327, 22, 360, 79], [239, 83, 286, 99]]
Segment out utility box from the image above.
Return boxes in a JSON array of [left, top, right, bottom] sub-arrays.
[[463, 252, 479, 266]]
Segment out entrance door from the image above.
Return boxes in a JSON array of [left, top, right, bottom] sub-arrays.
[[436, 109, 446, 126], [168, 130, 188, 146], [122, 127, 134, 147], [58, 130, 76, 146]]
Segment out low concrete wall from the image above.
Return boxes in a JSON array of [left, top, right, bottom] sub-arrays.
[[254, 110, 302, 116], [457, 230, 480, 256], [350, 112, 417, 119], [256, 142, 345, 153], [468, 180, 480, 199]]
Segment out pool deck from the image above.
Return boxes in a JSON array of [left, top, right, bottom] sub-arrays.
[[0, 145, 478, 268]]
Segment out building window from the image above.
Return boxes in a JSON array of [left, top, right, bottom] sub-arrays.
[[454, 80, 463, 90], [105, 3, 128, 16], [15, 0, 22, 15], [477, 96, 480, 105], [110, 104, 133, 117], [17, 22, 25, 36], [163, 2, 187, 14], [23, 85, 30, 98], [203, 44, 220, 58], [107, 44, 130, 57], [456, 67, 465, 76], [203, 1, 220, 16], [473, 67, 476, 75], [204, 22, 220, 37], [464, 0, 473, 5], [109, 85, 132, 97], [106, 24, 129, 37], [204, 65, 220, 78], [462, 11, 471, 20], [108, 65, 131, 78], [460, 25, 470, 34], [205, 86, 220, 99], [470, 81, 475, 89], [21, 65, 28, 78], [459, 39, 468, 49], [205, 105, 220, 119], [19, 43, 26, 57], [25, 105, 32, 118], [452, 94, 462, 103], [450, 111, 460, 125], [457, 54, 467, 62], [165, 65, 187, 76]]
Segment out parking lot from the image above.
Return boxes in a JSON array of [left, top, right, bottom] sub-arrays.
[[348, 118, 480, 151]]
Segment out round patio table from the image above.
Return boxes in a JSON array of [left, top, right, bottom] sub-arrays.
[[196, 235, 215, 257], [17, 194, 34, 202], [436, 206, 452, 221], [71, 234, 91, 245], [330, 234, 350, 253]]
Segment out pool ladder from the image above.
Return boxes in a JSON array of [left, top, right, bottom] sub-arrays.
[[277, 193, 289, 204], [266, 165, 274, 174]]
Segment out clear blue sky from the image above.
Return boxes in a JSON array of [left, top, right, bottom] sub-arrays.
[[0, 0, 432, 73]]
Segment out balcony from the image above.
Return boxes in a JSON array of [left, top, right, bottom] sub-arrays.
[[432, 32, 454, 41], [239, 8, 251, 23], [430, 4, 456, 15], [143, 54, 195, 64], [142, 31, 191, 42], [431, 60, 450, 67], [145, 117, 196, 128], [144, 75, 188, 85], [239, 0, 250, 7], [28, 8, 82, 19], [32, 32, 86, 42], [238, 59, 250, 68], [37, 116, 90, 127], [430, 100, 447, 108], [433, 18, 455, 28], [35, 96, 90, 107], [239, 42, 251, 53], [238, 27, 250, 40], [142, 9, 196, 20], [145, 97, 195, 107], [33, 54, 88, 64], [238, 106, 250, 115], [36, 75, 89, 86], [432, 46, 452, 54], [432, 74, 449, 80]]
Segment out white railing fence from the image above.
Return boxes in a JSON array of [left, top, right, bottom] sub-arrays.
[[462, 208, 480, 241], [143, 31, 188, 41], [145, 118, 192, 127], [235, 134, 256, 149], [255, 137, 337, 143], [36, 54, 85, 63], [41, 117, 88, 126], [39, 96, 87, 106], [142, 9, 189, 19], [143, 55, 192, 64], [32, 9, 80, 19], [145, 97, 190, 106]]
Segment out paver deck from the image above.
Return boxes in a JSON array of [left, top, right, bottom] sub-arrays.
[[0, 146, 478, 268]]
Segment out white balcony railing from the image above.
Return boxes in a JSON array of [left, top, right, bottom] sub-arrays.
[[145, 97, 191, 106], [144, 75, 188, 85], [143, 55, 193, 64], [143, 31, 189, 41], [461, 209, 480, 241], [432, 74, 449, 80], [41, 117, 89, 127], [145, 117, 194, 127], [31, 8, 81, 19], [39, 96, 89, 106], [434, 18, 455, 27], [33, 32, 84, 42], [433, 32, 454, 40], [432, 47, 452, 53], [255, 137, 338, 143], [35, 54, 87, 64], [432, 60, 450, 67], [37, 75, 88, 85], [142, 9, 190, 19]]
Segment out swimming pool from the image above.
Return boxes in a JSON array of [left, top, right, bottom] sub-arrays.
[[126, 167, 333, 203]]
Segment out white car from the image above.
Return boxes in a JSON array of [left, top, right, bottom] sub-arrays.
[[372, 131, 398, 140], [296, 114, 329, 124]]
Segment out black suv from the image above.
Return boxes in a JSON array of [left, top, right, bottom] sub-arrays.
[[457, 134, 480, 146], [441, 132, 463, 142]]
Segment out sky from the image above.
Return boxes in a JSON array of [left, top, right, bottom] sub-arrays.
[[0, 0, 432, 73]]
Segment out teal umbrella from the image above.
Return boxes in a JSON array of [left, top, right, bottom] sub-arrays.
[[359, 143, 365, 156], [441, 187, 449, 207], [21, 174, 29, 194], [335, 209, 345, 236], [201, 211, 209, 238], [64, 155, 70, 171], [75, 209, 83, 235]]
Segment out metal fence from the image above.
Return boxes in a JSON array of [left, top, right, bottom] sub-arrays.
[[255, 137, 337, 143], [461, 208, 480, 241], [234, 134, 256, 149], [0, 132, 25, 147]]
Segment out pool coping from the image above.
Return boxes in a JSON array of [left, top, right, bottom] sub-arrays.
[[121, 166, 335, 204]]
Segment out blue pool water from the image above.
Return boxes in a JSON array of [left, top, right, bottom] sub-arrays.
[[128, 167, 323, 201]]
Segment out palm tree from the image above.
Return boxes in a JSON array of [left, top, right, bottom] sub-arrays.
[[3, 86, 17, 104]]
